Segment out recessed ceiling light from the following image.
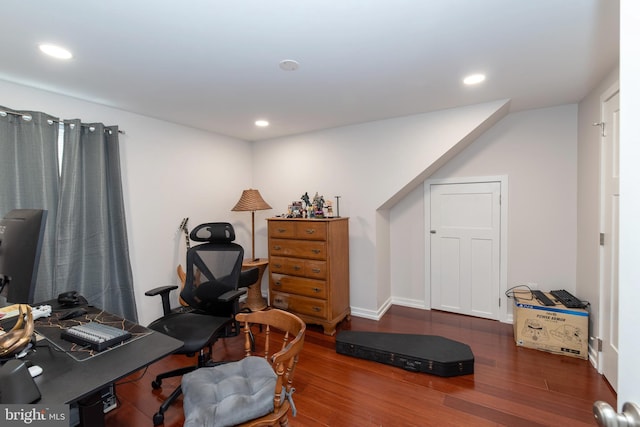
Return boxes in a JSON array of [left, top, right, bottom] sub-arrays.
[[39, 44, 73, 60], [463, 73, 486, 85], [255, 120, 269, 127], [279, 60, 299, 71]]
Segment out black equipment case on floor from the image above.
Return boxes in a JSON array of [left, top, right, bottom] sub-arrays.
[[335, 331, 474, 377]]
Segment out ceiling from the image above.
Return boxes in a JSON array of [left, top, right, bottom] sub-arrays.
[[0, 1, 619, 142]]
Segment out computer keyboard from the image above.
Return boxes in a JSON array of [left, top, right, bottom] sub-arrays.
[[531, 290, 555, 306], [61, 321, 131, 352], [550, 289, 585, 309]]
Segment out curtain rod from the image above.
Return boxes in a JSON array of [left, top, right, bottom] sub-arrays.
[[0, 110, 126, 134]]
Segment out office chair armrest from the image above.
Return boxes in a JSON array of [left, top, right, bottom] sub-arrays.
[[145, 285, 179, 297], [145, 285, 179, 316], [239, 267, 259, 288], [217, 288, 247, 303]]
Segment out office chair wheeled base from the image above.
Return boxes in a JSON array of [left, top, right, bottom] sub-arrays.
[[150, 349, 214, 426], [151, 365, 195, 390], [153, 384, 181, 426], [151, 360, 230, 426], [150, 347, 234, 426]]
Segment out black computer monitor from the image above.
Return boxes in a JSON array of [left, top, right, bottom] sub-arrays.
[[0, 209, 48, 305]]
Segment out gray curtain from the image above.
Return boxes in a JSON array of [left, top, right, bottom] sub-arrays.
[[56, 120, 137, 321], [0, 107, 59, 302], [0, 106, 137, 321]]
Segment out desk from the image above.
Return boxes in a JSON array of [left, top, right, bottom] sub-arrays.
[[10, 301, 183, 425]]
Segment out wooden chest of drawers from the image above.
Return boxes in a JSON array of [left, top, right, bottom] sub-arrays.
[[267, 217, 350, 335]]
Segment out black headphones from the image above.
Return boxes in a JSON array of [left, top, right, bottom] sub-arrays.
[[0, 305, 34, 358], [57, 291, 81, 307]]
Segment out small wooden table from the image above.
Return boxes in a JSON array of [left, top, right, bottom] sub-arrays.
[[242, 258, 269, 311]]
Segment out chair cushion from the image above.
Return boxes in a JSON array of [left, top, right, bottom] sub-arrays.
[[182, 356, 276, 427]]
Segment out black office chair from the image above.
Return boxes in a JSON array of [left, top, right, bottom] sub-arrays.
[[145, 222, 258, 426]]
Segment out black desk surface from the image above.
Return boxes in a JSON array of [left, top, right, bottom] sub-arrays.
[[15, 301, 183, 405]]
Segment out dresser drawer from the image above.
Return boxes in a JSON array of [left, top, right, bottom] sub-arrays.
[[269, 221, 296, 239], [270, 256, 326, 279], [271, 273, 327, 298], [269, 240, 326, 260], [294, 222, 327, 240], [271, 291, 327, 319], [268, 220, 327, 241]]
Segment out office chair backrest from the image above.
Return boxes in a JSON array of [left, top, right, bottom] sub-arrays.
[[191, 222, 236, 243], [180, 223, 244, 313]]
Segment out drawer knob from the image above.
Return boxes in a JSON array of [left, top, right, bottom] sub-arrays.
[[274, 263, 282, 268], [312, 306, 321, 312], [312, 287, 321, 293], [273, 245, 282, 251], [277, 228, 287, 233], [293, 265, 302, 271], [311, 249, 321, 254], [311, 268, 321, 273], [305, 229, 316, 235], [274, 281, 282, 287]]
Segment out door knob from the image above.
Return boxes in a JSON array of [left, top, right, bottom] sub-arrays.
[[593, 401, 640, 427]]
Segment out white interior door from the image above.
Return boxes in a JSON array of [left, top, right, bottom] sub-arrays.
[[430, 182, 501, 320], [600, 88, 620, 391]]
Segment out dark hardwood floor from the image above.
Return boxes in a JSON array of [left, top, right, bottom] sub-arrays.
[[105, 306, 615, 426]]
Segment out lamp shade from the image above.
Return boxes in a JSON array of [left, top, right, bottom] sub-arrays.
[[231, 189, 272, 212]]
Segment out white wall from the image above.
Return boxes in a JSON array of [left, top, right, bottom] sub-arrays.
[[390, 104, 579, 320], [253, 100, 509, 317], [389, 185, 425, 308], [0, 80, 255, 325]]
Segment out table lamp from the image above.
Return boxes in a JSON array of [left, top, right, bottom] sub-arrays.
[[231, 189, 272, 260]]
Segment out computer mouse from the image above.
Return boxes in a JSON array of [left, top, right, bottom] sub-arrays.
[[60, 308, 87, 320]]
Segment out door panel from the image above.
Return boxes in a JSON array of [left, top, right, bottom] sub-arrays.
[[430, 182, 501, 319], [438, 236, 461, 310]]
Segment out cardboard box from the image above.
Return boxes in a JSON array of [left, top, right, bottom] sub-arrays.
[[513, 293, 588, 359]]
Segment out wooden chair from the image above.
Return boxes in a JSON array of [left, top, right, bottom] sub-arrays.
[[181, 309, 306, 427]]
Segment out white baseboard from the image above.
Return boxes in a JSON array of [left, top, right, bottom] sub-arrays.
[[390, 297, 427, 310], [350, 298, 393, 321]]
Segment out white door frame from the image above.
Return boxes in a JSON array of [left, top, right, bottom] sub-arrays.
[[598, 82, 620, 389], [425, 175, 509, 323]]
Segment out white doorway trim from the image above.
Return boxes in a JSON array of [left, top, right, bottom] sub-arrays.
[[598, 81, 620, 390], [424, 175, 509, 323]]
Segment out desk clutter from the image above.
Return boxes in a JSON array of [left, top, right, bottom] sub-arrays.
[[1, 294, 150, 362], [1, 292, 184, 425], [36, 303, 150, 361]]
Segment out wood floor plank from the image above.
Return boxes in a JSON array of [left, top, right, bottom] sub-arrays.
[[105, 306, 615, 426]]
